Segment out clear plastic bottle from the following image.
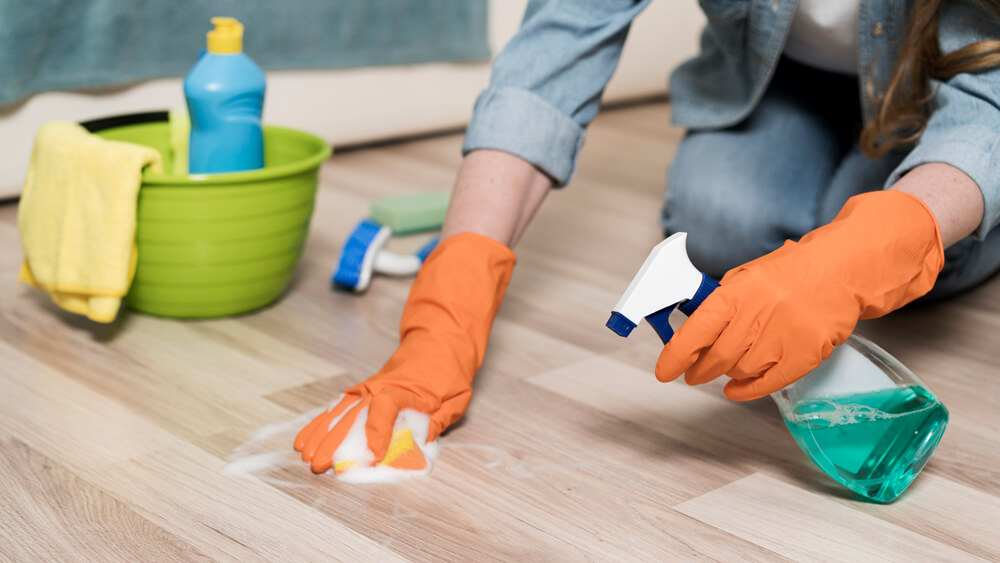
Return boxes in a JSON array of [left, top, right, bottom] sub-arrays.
[[773, 334, 949, 503], [184, 17, 266, 174]]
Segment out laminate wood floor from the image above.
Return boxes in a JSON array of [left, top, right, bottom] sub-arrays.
[[2, 102, 998, 561]]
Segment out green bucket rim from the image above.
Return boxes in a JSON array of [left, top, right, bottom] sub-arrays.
[[83, 110, 332, 187]]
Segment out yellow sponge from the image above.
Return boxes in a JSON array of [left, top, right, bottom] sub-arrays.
[[333, 428, 427, 475], [381, 429, 427, 470]]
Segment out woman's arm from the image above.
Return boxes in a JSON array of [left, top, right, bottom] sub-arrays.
[[891, 162, 985, 247], [297, 1, 650, 473], [442, 149, 553, 246], [463, 0, 651, 189], [882, 2, 1000, 242]]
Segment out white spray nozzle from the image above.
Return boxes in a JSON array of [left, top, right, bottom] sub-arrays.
[[607, 233, 705, 336]]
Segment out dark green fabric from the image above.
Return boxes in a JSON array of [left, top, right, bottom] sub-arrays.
[[0, 0, 490, 104]]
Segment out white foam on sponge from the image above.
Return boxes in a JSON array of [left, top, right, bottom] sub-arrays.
[[332, 406, 440, 484], [222, 400, 440, 485]]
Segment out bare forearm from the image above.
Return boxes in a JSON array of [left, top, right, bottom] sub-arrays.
[[441, 150, 553, 247], [890, 163, 985, 247]]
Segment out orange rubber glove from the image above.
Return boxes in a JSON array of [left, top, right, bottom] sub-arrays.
[[295, 232, 515, 473], [656, 190, 944, 401]]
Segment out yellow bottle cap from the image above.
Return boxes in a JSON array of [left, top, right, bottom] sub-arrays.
[[207, 17, 243, 54]]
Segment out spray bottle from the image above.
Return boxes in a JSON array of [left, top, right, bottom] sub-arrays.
[[608, 233, 948, 503], [184, 17, 266, 174]]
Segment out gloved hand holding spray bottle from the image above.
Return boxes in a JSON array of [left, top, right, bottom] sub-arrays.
[[608, 191, 949, 503]]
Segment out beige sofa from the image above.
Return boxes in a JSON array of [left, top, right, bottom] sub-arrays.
[[0, 1, 703, 199]]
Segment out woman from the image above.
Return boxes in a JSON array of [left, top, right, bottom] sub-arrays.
[[296, 0, 1000, 473]]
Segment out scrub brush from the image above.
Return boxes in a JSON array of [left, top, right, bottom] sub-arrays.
[[332, 192, 448, 292], [332, 220, 440, 292], [332, 219, 391, 291]]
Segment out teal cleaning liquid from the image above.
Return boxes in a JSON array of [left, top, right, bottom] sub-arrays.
[[782, 385, 948, 503]]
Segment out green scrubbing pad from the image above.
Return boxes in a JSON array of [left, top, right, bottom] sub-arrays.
[[370, 191, 450, 235]]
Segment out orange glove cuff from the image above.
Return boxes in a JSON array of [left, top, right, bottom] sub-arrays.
[[377, 232, 516, 385], [796, 189, 944, 318]]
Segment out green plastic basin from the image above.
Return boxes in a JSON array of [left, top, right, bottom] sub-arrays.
[[93, 116, 331, 319]]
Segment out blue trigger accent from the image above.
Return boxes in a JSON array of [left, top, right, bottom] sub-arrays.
[[677, 274, 719, 316], [645, 304, 677, 344]]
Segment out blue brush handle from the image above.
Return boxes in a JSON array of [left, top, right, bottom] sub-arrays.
[[644, 273, 720, 345], [415, 236, 440, 263]]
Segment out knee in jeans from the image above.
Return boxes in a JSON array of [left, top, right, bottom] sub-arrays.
[[662, 178, 785, 277]]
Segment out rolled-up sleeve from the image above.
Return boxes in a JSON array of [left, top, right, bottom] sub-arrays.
[[885, 2, 1000, 240], [463, 0, 651, 186]]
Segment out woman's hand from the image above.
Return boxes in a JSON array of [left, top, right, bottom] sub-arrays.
[[295, 233, 516, 473], [655, 189, 945, 400], [297, 150, 549, 473]]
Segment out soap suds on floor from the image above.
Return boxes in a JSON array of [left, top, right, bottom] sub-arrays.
[[222, 407, 321, 486], [222, 410, 664, 557]]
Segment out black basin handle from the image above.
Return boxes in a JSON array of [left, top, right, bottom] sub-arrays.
[[80, 110, 169, 133]]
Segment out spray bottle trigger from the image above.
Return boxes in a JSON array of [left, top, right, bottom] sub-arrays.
[[677, 273, 720, 316], [645, 304, 678, 344], [647, 274, 720, 345]]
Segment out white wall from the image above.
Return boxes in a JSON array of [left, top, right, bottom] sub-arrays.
[[0, 1, 704, 198]]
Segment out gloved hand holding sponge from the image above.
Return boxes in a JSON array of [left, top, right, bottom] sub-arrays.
[[295, 232, 516, 475]]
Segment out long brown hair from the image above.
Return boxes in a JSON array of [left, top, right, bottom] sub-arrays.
[[860, 0, 1000, 158]]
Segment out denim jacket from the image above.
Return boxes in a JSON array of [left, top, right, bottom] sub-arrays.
[[463, 0, 1000, 239]]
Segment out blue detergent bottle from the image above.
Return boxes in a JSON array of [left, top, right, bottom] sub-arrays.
[[184, 17, 266, 174]]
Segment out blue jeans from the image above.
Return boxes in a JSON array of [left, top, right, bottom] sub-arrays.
[[661, 59, 1000, 299]]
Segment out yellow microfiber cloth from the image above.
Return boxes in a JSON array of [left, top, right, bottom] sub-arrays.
[[17, 121, 163, 323]]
